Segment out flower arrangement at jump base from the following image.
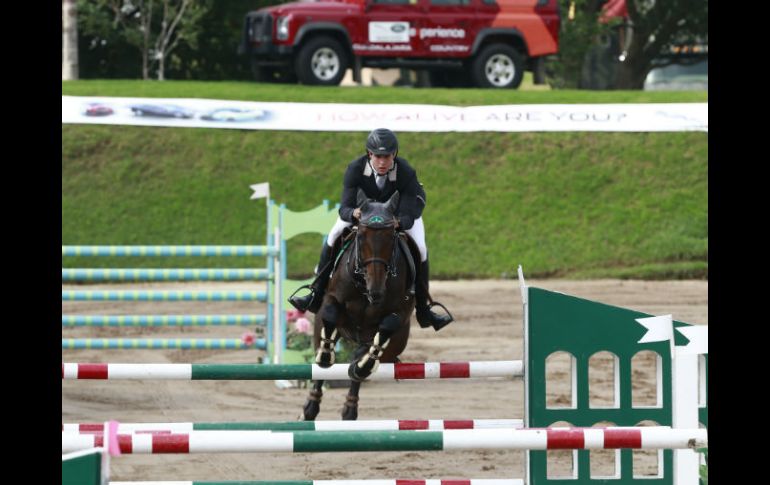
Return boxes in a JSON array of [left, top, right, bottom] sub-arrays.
[[285, 309, 354, 364], [286, 309, 313, 356]]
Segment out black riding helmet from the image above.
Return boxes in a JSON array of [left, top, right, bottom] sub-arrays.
[[366, 128, 399, 157]]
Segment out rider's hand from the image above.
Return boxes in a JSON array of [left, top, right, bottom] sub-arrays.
[[353, 207, 362, 220]]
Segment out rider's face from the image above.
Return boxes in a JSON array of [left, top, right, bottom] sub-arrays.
[[369, 151, 395, 175]]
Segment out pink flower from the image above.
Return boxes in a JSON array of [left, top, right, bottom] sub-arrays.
[[241, 332, 256, 346], [286, 309, 306, 321], [294, 317, 312, 335]]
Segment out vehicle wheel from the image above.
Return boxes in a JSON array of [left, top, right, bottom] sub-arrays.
[[471, 44, 524, 89], [295, 36, 348, 86]]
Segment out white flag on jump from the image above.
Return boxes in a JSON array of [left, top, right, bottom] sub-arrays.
[[675, 325, 708, 355], [636, 315, 674, 343], [250, 182, 270, 200]]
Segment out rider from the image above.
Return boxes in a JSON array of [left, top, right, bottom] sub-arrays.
[[288, 128, 453, 331]]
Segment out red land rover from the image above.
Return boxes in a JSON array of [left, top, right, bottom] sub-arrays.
[[239, 0, 560, 88]]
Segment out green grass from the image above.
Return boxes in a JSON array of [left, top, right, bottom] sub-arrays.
[[61, 81, 707, 280], [62, 79, 708, 105]]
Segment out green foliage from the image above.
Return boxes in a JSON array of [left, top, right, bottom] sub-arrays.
[[77, 0, 210, 80], [77, 1, 139, 78], [61, 81, 707, 280], [616, 0, 708, 88], [546, 0, 616, 89], [77, 0, 294, 80], [699, 448, 708, 484]]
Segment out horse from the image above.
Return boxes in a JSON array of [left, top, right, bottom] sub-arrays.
[[301, 190, 418, 421]]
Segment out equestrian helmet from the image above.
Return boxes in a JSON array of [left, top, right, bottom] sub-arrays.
[[366, 128, 399, 156]]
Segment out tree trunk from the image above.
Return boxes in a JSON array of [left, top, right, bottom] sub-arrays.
[[61, 0, 78, 80], [614, 61, 648, 89], [157, 55, 165, 81], [142, 51, 149, 80], [612, 27, 653, 90]]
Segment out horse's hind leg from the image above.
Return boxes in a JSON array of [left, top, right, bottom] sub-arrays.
[[341, 380, 361, 421], [348, 312, 401, 382], [301, 379, 324, 421]]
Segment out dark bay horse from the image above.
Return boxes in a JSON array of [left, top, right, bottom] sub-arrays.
[[301, 190, 418, 421]]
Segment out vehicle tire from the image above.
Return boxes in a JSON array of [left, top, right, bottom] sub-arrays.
[[471, 44, 524, 89], [295, 36, 349, 86]]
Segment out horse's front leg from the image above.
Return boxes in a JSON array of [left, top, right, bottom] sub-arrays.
[[301, 379, 324, 421], [341, 380, 361, 421], [348, 312, 401, 382], [316, 300, 343, 367]]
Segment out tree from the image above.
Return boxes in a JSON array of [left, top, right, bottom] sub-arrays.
[[546, 0, 707, 90], [77, 0, 304, 80], [77, 0, 207, 80], [63, 0, 79, 80], [613, 0, 708, 89], [546, 0, 618, 89]]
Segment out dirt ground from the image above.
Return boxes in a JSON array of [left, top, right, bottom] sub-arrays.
[[62, 279, 707, 481]]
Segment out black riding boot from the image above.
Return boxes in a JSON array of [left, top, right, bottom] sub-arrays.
[[415, 259, 454, 331], [288, 244, 334, 313]]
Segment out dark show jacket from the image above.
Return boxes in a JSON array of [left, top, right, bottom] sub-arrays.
[[338, 155, 426, 230]]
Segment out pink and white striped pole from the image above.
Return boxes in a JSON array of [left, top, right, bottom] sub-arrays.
[[62, 428, 707, 454]]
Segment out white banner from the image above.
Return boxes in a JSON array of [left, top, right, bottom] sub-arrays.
[[62, 96, 707, 132]]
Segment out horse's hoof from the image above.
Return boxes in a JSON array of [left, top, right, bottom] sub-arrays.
[[302, 400, 320, 421], [342, 394, 359, 420], [341, 404, 358, 421]]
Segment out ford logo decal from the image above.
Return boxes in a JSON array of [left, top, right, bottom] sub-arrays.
[[391, 24, 406, 33]]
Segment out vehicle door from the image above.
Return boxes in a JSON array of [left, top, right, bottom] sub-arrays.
[[417, 0, 478, 58], [357, 0, 426, 57]]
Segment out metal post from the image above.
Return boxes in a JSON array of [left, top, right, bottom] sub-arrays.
[[273, 228, 282, 364]]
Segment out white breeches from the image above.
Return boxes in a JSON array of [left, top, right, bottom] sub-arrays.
[[326, 216, 428, 262]]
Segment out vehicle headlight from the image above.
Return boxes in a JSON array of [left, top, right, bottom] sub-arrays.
[[276, 16, 291, 41]]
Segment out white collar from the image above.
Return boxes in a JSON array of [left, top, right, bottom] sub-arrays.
[[364, 160, 397, 182]]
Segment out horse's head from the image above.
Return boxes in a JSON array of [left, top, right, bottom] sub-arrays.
[[354, 189, 400, 305]]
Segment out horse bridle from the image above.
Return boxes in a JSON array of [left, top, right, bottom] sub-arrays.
[[348, 223, 400, 293]]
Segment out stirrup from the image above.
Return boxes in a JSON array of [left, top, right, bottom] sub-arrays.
[[428, 301, 453, 322], [288, 285, 315, 311], [417, 301, 454, 331]]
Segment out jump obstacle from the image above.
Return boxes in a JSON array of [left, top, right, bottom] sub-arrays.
[[61, 361, 523, 380], [62, 428, 706, 454], [64, 419, 525, 433], [62, 199, 340, 362], [63, 271, 708, 485], [106, 481, 524, 485]]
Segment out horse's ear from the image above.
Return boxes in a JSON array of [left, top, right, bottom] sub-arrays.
[[386, 191, 400, 215], [356, 189, 369, 208]]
